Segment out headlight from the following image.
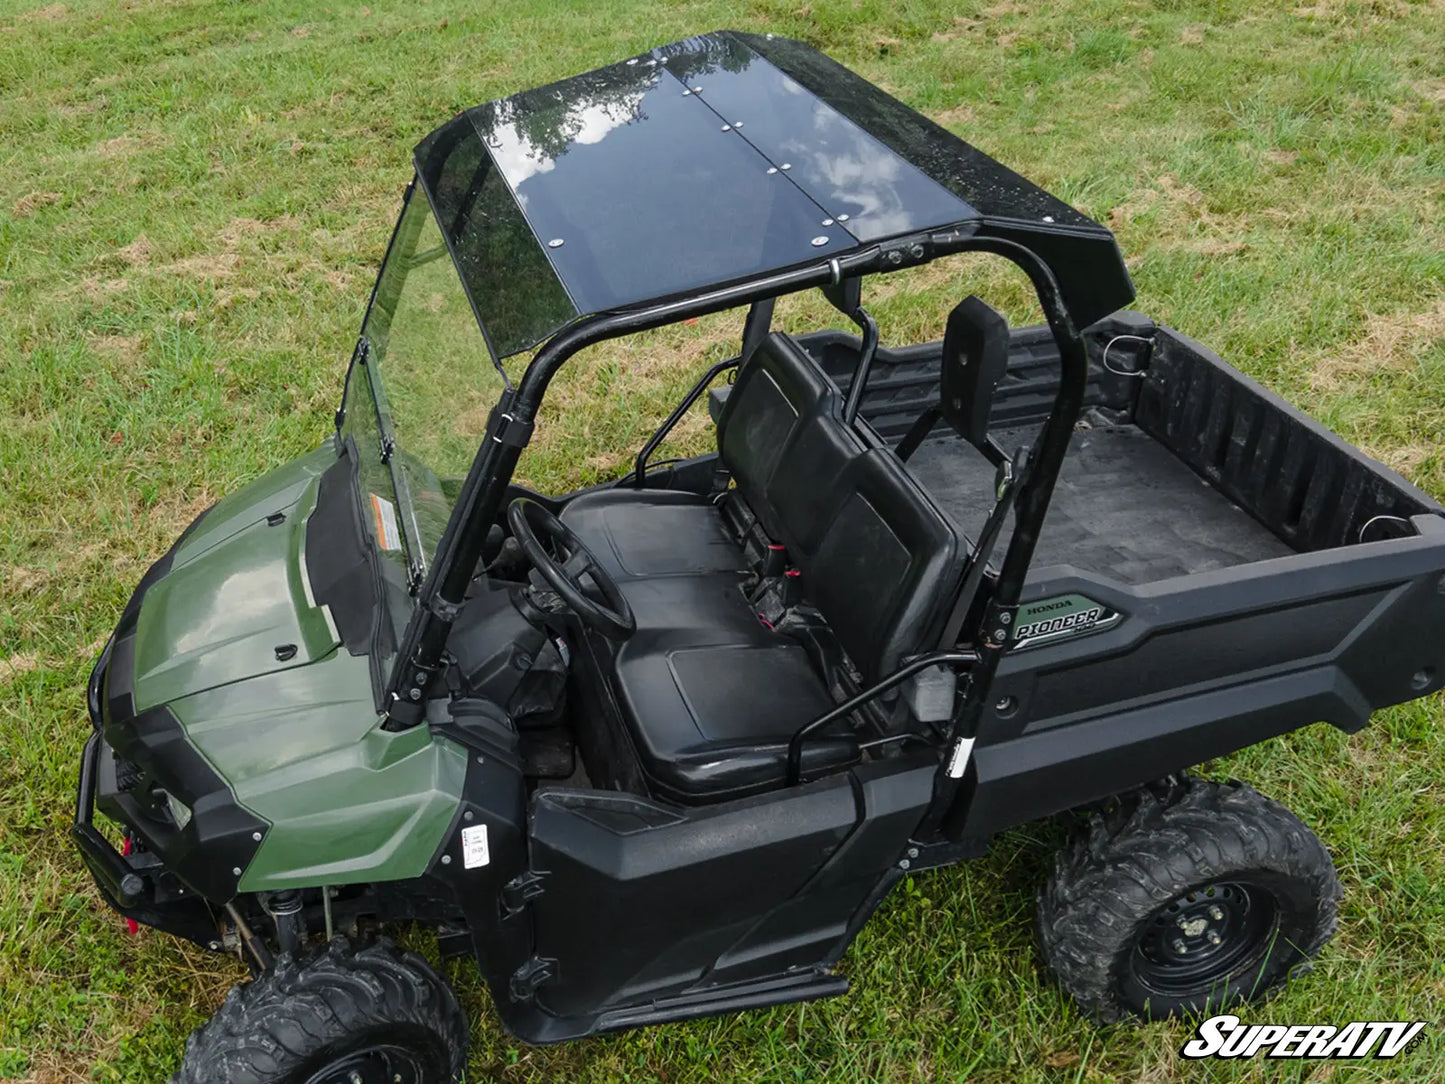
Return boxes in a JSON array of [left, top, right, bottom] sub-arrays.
[[164, 791, 193, 830]]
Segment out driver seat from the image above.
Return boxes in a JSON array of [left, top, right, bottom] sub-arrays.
[[562, 333, 964, 803]]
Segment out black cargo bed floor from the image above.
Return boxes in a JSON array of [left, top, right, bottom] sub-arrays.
[[905, 425, 1295, 586]]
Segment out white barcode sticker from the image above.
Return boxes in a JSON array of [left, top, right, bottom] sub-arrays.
[[946, 736, 976, 778], [461, 823, 490, 869], [369, 493, 401, 551]]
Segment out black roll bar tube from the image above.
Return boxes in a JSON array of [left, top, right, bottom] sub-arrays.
[[841, 307, 880, 425], [785, 650, 979, 785]]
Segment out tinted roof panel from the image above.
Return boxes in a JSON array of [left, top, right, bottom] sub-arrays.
[[465, 56, 855, 315], [414, 32, 1134, 358], [666, 34, 974, 242]]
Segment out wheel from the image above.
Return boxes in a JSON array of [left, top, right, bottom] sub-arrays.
[[172, 938, 468, 1084], [1036, 777, 1342, 1022]]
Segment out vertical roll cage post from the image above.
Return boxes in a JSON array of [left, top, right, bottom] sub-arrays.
[[920, 236, 1090, 840], [382, 231, 1092, 739]]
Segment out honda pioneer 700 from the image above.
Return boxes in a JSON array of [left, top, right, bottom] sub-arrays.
[[73, 31, 1445, 1084]]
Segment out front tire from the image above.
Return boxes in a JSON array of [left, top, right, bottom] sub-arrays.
[[1036, 778, 1341, 1022], [172, 938, 468, 1084]]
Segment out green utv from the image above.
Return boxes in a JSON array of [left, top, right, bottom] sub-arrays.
[[74, 32, 1445, 1083]]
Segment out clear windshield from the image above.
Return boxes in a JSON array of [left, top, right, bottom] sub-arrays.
[[339, 184, 507, 658]]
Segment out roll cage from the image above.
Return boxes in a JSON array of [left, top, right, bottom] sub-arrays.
[[366, 31, 1138, 837]]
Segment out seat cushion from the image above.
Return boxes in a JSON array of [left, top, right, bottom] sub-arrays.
[[560, 488, 746, 582], [612, 629, 857, 804]]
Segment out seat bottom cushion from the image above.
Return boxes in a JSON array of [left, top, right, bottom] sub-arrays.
[[561, 487, 858, 803], [613, 637, 856, 803], [560, 487, 746, 582]]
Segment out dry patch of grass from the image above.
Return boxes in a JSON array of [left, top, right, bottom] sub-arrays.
[[14, 3, 68, 22], [11, 192, 62, 217], [1311, 297, 1445, 390], [0, 653, 39, 683], [162, 253, 240, 281]]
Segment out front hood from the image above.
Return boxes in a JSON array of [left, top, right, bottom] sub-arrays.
[[131, 448, 341, 712]]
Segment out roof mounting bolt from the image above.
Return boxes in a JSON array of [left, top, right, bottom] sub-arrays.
[[766, 167, 778, 175], [251, 831, 263, 842], [232, 867, 242, 877], [821, 218, 834, 226], [811, 236, 829, 247], [547, 238, 564, 248], [837, 213, 850, 221], [780, 162, 792, 170], [733, 121, 743, 128], [721, 125, 731, 131], [693, 86, 702, 93], [1042, 214, 1055, 223], [682, 89, 691, 96]]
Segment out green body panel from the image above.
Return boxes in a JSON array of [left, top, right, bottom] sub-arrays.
[[133, 447, 340, 712], [132, 447, 467, 889]]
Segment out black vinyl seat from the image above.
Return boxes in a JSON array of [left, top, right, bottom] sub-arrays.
[[561, 333, 964, 803], [555, 489, 744, 583]]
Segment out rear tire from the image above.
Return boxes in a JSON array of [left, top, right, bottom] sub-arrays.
[[172, 938, 468, 1084], [1036, 777, 1341, 1022]]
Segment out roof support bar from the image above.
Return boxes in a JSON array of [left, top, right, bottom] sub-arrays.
[[914, 236, 1092, 841]]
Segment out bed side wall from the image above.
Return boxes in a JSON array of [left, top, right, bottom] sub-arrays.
[[1135, 328, 1442, 552]]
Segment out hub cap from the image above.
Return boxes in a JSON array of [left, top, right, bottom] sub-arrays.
[[303, 1044, 426, 1084], [1130, 880, 1280, 995]]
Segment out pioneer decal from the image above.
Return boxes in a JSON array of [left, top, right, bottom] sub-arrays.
[[1011, 593, 1122, 650]]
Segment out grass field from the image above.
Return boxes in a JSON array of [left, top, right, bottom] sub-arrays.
[[2, 0, 1444, 1080]]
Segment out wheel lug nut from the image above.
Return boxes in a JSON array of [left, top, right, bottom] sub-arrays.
[[1209, 906, 1223, 921], [1172, 939, 1188, 954], [1206, 929, 1222, 945]]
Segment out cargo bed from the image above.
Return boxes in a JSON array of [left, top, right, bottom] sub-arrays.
[[794, 317, 1439, 587]]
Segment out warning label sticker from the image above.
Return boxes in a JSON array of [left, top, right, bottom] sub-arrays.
[[369, 493, 402, 551], [461, 824, 490, 869]]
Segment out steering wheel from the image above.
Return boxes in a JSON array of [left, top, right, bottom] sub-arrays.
[[506, 497, 636, 640]]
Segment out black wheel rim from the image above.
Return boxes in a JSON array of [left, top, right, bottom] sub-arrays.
[[302, 1044, 428, 1084], [1129, 880, 1281, 996]]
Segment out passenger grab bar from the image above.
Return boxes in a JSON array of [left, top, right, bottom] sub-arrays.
[[785, 650, 979, 785], [631, 355, 740, 487]]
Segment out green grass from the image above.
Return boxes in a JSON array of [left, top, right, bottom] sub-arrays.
[[2, 0, 1443, 1080]]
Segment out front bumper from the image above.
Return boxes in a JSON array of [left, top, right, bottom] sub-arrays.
[[73, 639, 222, 947]]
